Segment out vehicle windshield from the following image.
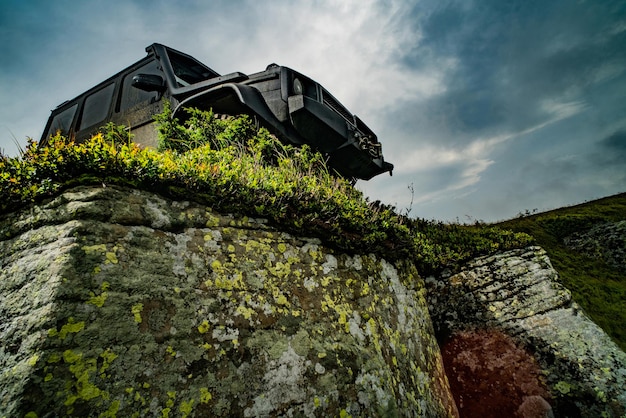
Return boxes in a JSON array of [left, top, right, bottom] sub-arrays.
[[167, 49, 219, 87]]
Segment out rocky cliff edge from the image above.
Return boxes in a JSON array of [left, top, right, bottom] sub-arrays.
[[0, 185, 457, 417]]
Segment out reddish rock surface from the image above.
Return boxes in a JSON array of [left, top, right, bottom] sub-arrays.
[[441, 329, 552, 418]]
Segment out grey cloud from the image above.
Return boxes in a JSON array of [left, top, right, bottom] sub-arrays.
[[388, 0, 626, 145], [592, 130, 626, 169], [601, 130, 626, 153]]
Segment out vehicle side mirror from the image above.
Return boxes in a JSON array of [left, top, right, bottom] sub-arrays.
[[132, 74, 166, 92]]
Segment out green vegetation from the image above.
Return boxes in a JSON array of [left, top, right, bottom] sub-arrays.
[[497, 195, 626, 350], [0, 107, 531, 276]]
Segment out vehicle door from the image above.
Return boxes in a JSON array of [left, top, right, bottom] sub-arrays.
[[111, 59, 166, 148]]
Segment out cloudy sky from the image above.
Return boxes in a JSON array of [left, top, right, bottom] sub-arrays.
[[1, 0, 624, 222]]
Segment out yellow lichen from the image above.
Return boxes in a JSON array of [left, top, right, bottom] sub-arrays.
[[211, 259, 224, 274], [213, 277, 230, 290], [49, 317, 85, 340], [27, 354, 39, 367], [62, 349, 106, 407], [165, 391, 176, 409], [99, 349, 118, 376], [87, 281, 110, 307], [198, 320, 210, 334], [361, 282, 370, 296], [274, 292, 289, 306], [82, 244, 107, 254], [101, 400, 120, 417], [236, 305, 256, 320], [131, 303, 144, 323], [180, 399, 194, 417], [269, 261, 292, 278], [205, 213, 219, 227], [105, 251, 118, 264], [199, 387, 212, 404]]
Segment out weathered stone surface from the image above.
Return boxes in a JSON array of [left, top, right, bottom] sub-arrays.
[[564, 220, 626, 272], [426, 246, 626, 417], [0, 185, 458, 417]]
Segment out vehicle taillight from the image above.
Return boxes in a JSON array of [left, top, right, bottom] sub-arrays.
[[293, 78, 304, 95], [291, 74, 318, 100]]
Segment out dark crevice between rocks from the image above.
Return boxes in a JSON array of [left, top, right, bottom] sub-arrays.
[[438, 328, 553, 418]]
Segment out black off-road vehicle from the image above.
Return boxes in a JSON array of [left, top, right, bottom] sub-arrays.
[[40, 43, 393, 180]]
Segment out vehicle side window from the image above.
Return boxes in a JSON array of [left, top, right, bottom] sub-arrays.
[[119, 60, 162, 112], [168, 50, 219, 86], [46, 104, 78, 138], [79, 83, 115, 130]]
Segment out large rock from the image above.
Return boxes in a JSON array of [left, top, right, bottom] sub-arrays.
[[564, 220, 626, 272], [426, 247, 626, 417], [0, 185, 458, 417]]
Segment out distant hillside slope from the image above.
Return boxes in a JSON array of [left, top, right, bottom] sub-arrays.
[[496, 193, 626, 351]]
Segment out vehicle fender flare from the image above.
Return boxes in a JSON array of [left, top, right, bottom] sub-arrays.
[[172, 83, 297, 143]]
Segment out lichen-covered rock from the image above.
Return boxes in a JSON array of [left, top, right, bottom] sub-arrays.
[[426, 246, 626, 417], [0, 185, 458, 417], [564, 220, 626, 272]]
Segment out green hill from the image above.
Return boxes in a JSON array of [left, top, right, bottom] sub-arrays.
[[496, 194, 626, 350]]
